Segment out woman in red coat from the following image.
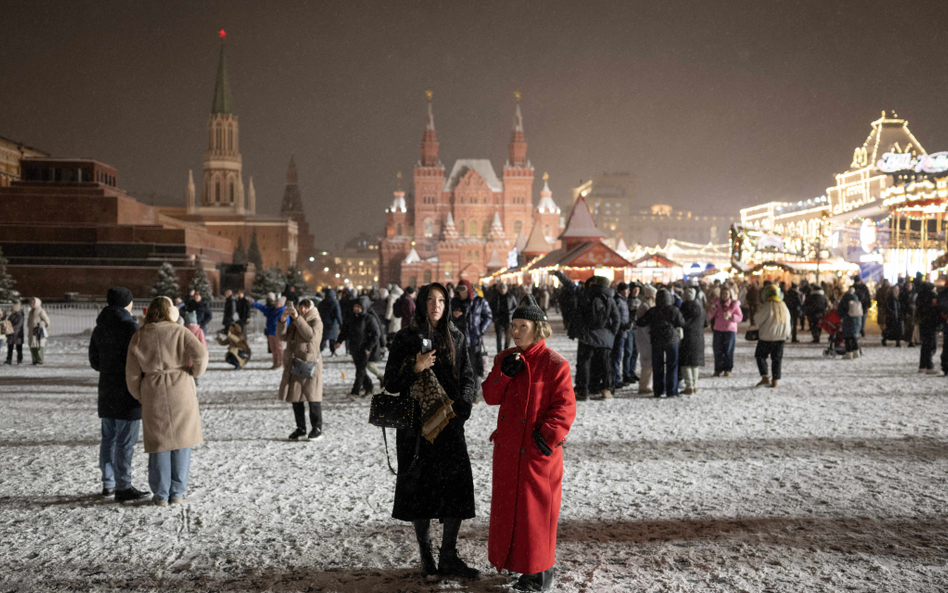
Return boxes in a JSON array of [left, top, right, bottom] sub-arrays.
[[482, 294, 577, 592]]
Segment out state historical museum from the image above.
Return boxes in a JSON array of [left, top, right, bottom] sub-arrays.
[[379, 94, 564, 287]]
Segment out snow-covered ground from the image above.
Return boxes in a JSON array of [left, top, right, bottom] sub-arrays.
[[1, 315, 946, 592]]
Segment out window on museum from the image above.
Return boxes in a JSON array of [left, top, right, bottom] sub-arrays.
[[423, 270, 432, 283], [544, 224, 550, 236], [396, 223, 402, 236], [215, 180, 221, 203], [215, 126, 222, 150], [228, 126, 233, 151], [408, 276, 417, 288], [424, 219, 433, 237], [445, 261, 453, 278], [458, 220, 465, 236], [482, 220, 489, 236], [229, 182, 234, 204], [475, 251, 480, 261], [468, 221, 477, 236], [514, 220, 522, 234]]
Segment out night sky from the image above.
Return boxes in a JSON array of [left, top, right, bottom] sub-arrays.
[[3, 1, 947, 248]]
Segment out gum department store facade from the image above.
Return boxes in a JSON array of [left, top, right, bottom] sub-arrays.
[[380, 95, 564, 287]]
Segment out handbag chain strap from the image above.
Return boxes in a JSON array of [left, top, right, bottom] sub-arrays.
[[381, 428, 421, 476]]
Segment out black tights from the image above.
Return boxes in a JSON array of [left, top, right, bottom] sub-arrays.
[[292, 402, 322, 431], [413, 517, 463, 550]]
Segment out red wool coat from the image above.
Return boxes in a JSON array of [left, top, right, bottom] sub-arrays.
[[482, 339, 577, 575]]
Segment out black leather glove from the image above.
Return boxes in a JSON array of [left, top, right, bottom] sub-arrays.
[[533, 429, 553, 456], [501, 353, 525, 377]]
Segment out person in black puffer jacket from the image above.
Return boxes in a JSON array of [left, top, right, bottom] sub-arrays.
[[336, 295, 382, 396], [637, 288, 685, 397], [88, 287, 149, 501], [916, 282, 939, 372], [678, 287, 707, 394]]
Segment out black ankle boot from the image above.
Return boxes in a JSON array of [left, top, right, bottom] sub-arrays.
[[514, 567, 555, 591], [438, 547, 478, 579], [418, 541, 437, 576]]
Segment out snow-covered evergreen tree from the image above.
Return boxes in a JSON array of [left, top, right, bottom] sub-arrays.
[[233, 237, 247, 265], [188, 257, 214, 300], [285, 265, 310, 295], [0, 247, 18, 303], [152, 262, 180, 299], [252, 267, 286, 298], [247, 230, 263, 270]]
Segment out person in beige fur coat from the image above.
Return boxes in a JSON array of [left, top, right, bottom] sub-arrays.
[[126, 296, 208, 506], [277, 298, 324, 441]]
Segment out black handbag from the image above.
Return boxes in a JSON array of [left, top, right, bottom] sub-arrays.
[[369, 389, 420, 475], [745, 327, 759, 341], [290, 356, 317, 378]]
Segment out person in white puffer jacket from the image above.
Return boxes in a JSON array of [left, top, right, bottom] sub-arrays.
[[753, 284, 792, 388]]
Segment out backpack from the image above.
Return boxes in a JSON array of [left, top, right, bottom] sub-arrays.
[[848, 299, 863, 318], [585, 292, 610, 331]]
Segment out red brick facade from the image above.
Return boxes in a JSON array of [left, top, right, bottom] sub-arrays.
[[379, 97, 564, 287]]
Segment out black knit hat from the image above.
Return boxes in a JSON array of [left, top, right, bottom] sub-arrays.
[[107, 287, 133, 308], [512, 294, 547, 322]]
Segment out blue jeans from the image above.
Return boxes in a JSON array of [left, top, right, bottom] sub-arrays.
[[148, 448, 192, 502], [652, 343, 680, 396], [100, 418, 141, 490], [612, 333, 627, 384], [712, 330, 736, 373]]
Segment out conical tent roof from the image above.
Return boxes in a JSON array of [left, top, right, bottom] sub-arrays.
[[522, 222, 551, 256], [514, 227, 529, 253], [486, 249, 504, 268], [558, 195, 604, 241]]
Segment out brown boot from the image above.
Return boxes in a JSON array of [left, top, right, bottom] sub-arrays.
[[712, 371, 722, 377], [756, 376, 770, 387], [770, 379, 778, 388], [601, 389, 613, 399]]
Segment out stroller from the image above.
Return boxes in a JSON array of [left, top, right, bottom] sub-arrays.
[[819, 309, 847, 357]]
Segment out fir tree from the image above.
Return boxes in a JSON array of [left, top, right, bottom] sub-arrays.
[[252, 267, 286, 298], [0, 247, 18, 303], [285, 265, 310, 294], [233, 237, 247, 265], [247, 229, 263, 270], [189, 257, 214, 300], [152, 262, 180, 299]]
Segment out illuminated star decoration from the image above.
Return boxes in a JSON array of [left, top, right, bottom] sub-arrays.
[[219, 29, 226, 40]]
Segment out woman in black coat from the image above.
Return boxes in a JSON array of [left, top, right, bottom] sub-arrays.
[[383, 282, 478, 579], [882, 286, 903, 347], [678, 287, 707, 394]]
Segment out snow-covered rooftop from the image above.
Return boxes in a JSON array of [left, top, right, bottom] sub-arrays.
[[443, 159, 503, 193]]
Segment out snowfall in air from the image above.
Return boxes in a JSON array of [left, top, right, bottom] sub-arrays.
[[1, 315, 947, 592]]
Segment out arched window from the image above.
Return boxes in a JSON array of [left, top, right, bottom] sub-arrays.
[[408, 276, 417, 288], [396, 223, 402, 236], [215, 180, 221, 203], [468, 221, 478, 236], [474, 251, 480, 261], [444, 261, 453, 278], [424, 219, 433, 237], [215, 125, 222, 150], [229, 181, 235, 204], [458, 219, 465, 236], [227, 126, 234, 151], [544, 224, 550, 236], [482, 220, 490, 236], [514, 220, 522, 234], [423, 270, 432, 284]]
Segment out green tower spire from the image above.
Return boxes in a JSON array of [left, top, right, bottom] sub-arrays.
[[211, 32, 234, 115]]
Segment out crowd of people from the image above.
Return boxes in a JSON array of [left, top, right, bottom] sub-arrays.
[[4, 269, 947, 591]]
